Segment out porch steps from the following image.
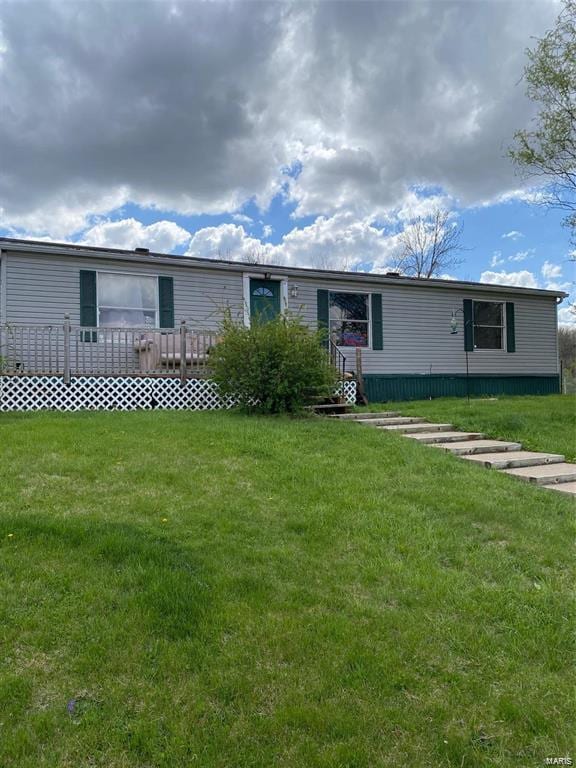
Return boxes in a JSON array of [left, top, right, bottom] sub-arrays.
[[310, 402, 352, 414], [333, 411, 575, 496]]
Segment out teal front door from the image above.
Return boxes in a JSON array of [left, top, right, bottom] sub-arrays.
[[249, 279, 281, 323]]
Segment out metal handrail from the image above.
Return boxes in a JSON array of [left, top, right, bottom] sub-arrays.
[[328, 339, 347, 396]]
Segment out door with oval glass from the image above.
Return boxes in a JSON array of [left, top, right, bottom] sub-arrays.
[[249, 279, 281, 323]]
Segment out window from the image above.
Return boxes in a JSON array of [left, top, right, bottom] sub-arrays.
[[253, 286, 274, 297], [329, 292, 369, 347], [473, 301, 504, 349], [98, 273, 158, 328]]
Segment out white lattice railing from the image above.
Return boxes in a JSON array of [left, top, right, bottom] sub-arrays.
[[0, 376, 357, 412]]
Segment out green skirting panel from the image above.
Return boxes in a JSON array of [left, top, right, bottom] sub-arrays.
[[363, 374, 561, 402]]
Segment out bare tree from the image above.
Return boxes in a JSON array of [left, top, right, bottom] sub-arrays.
[[391, 209, 465, 278], [243, 246, 269, 265]]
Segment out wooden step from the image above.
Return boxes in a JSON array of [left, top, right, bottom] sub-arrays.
[[462, 451, 565, 470], [378, 422, 452, 434], [431, 439, 522, 455], [542, 481, 576, 495], [337, 412, 400, 420], [406, 431, 485, 444], [500, 462, 576, 485], [357, 416, 426, 427], [310, 402, 351, 414]]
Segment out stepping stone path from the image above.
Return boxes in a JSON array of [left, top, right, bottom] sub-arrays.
[[336, 412, 576, 496]]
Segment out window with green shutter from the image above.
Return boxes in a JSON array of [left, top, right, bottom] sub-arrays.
[[506, 302, 516, 352], [371, 293, 383, 350], [317, 289, 329, 346], [158, 276, 175, 328], [79, 270, 97, 342]]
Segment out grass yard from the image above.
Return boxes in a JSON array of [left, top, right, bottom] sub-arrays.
[[0, 409, 573, 767], [365, 394, 576, 462]]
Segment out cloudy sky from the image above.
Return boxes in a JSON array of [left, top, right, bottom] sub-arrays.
[[0, 0, 573, 321]]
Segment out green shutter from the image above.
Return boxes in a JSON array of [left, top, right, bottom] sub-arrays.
[[158, 276, 174, 328], [317, 289, 329, 346], [506, 302, 516, 352], [371, 293, 383, 350], [463, 299, 474, 351], [79, 270, 97, 342]]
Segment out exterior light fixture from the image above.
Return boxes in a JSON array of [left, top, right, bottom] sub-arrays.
[[290, 284, 299, 299], [450, 312, 458, 334]]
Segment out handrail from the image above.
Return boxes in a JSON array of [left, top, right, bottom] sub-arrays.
[[328, 339, 347, 394]]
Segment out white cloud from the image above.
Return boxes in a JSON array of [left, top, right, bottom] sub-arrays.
[[509, 249, 534, 262], [480, 269, 539, 289], [262, 224, 273, 239], [186, 223, 275, 263], [0, 0, 559, 235], [490, 251, 504, 267], [545, 281, 572, 292], [81, 218, 191, 253], [184, 212, 399, 272], [280, 213, 397, 271], [541, 260, 563, 280], [502, 230, 523, 240], [558, 306, 576, 326], [231, 214, 253, 224]]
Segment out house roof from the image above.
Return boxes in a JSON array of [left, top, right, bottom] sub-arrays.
[[0, 236, 569, 299]]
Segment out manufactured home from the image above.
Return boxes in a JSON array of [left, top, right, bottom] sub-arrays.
[[0, 237, 567, 410]]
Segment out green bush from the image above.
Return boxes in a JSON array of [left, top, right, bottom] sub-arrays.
[[211, 312, 338, 414]]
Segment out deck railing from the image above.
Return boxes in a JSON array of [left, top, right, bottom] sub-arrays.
[[0, 318, 220, 381], [1, 318, 351, 388]]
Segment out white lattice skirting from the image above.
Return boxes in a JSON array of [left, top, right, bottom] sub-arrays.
[[0, 376, 357, 412]]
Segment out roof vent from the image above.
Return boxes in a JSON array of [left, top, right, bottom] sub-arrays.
[[385, 271, 400, 277], [134, 247, 149, 254]]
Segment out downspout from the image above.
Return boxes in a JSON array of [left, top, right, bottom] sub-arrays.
[[0, 248, 6, 324], [556, 296, 563, 387]]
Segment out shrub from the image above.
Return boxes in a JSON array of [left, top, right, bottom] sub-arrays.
[[211, 312, 338, 414]]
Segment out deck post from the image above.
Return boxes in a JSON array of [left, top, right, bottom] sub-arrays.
[[63, 314, 71, 385], [180, 320, 187, 386]]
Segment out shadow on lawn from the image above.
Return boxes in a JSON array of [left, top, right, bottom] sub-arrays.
[[2, 515, 212, 642]]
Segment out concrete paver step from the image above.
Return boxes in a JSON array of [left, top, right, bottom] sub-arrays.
[[358, 416, 426, 427], [405, 431, 484, 444], [431, 439, 522, 455], [378, 422, 452, 434], [337, 412, 400, 420], [462, 450, 565, 470], [542, 481, 576, 495], [343, 410, 575, 496], [500, 462, 576, 485]]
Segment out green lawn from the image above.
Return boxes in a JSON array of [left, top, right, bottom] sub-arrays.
[[364, 394, 576, 461], [0, 410, 573, 767]]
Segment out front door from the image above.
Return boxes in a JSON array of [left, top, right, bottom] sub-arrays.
[[249, 279, 281, 323]]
